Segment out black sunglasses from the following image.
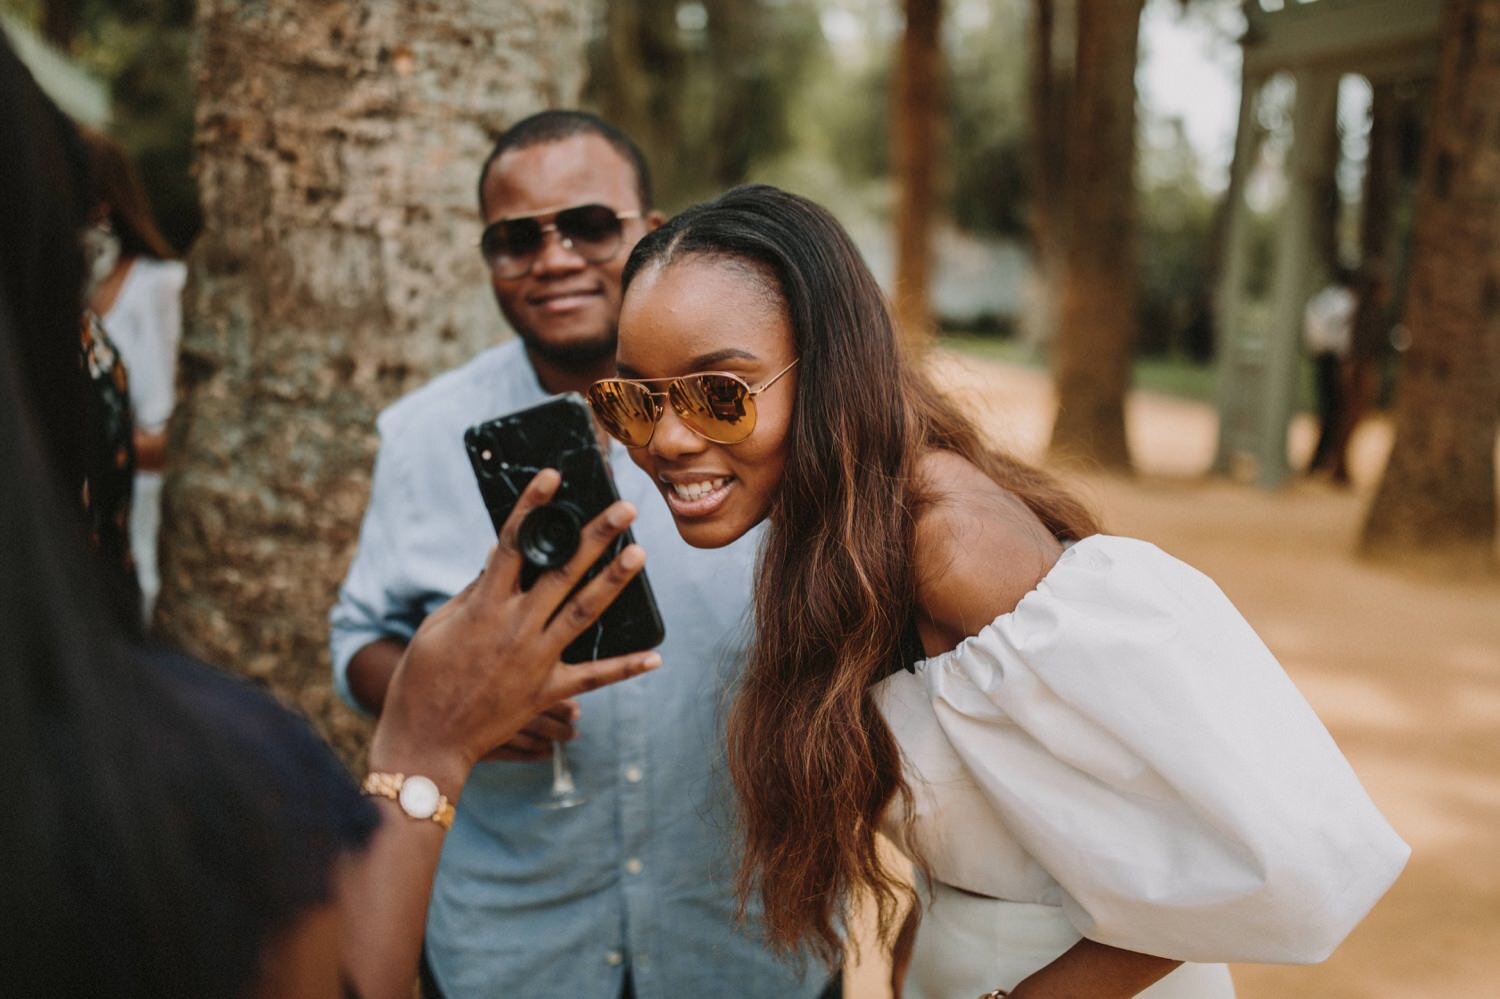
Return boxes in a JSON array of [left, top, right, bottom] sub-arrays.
[[479, 203, 642, 279]]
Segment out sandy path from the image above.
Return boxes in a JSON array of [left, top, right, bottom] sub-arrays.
[[841, 352, 1500, 998]]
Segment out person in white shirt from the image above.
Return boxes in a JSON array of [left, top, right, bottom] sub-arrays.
[[1302, 268, 1358, 481], [82, 129, 187, 621], [587, 185, 1409, 998]]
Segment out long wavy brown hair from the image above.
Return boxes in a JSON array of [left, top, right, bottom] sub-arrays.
[[623, 185, 1100, 967]]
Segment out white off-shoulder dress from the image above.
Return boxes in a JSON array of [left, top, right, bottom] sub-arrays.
[[871, 535, 1409, 998]]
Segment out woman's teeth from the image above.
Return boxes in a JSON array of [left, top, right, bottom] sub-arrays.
[[670, 478, 728, 501]]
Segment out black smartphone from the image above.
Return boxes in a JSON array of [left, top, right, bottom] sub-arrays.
[[464, 393, 665, 664]]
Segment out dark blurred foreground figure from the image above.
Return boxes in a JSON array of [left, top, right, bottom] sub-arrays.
[[0, 37, 658, 998]]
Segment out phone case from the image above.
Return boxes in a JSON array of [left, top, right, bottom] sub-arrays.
[[464, 393, 665, 664]]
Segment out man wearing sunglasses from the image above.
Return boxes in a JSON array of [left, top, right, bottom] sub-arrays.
[[330, 112, 834, 999]]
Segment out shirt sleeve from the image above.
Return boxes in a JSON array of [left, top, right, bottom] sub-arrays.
[[328, 429, 422, 712], [129, 261, 186, 431], [921, 536, 1409, 966]]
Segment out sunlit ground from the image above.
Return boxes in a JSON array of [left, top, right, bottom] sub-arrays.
[[843, 350, 1500, 999]]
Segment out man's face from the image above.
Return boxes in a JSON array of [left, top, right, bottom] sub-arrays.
[[480, 134, 653, 369]]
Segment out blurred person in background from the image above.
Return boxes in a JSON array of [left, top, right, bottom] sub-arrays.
[[1303, 266, 1358, 484], [331, 111, 835, 998], [0, 36, 658, 998], [81, 128, 187, 621]]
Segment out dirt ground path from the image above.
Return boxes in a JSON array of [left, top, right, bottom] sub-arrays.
[[843, 352, 1500, 999]]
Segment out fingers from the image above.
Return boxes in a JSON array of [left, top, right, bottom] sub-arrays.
[[519, 709, 577, 744], [484, 469, 562, 595], [479, 701, 580, 762], [483, 745, 553, 763], [540, 543, 647, 651], [528, 500, 637, 611], [540, 649, 661, 704]]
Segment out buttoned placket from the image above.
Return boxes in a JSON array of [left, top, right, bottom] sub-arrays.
[[611, 446, 657, 997]]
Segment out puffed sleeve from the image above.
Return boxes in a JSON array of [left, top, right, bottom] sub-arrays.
[[923, 535, 1409, 965]]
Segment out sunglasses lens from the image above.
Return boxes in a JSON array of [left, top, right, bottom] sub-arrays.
[[587, 380, 659, 447], [672, 374, 755, 443], [556, 204, 626, 263], [480, 219, 544, 278]]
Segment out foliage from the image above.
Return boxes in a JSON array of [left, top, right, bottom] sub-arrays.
[[945, 0, 1030, 237], [583, 0, 828, 211], [2, 0, 199, 253], [1137, 118, 1218, 358]]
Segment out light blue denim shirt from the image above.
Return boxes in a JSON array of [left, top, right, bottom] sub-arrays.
[[331, 340, 824, 998]]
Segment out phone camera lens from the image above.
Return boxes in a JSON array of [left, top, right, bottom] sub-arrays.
[[518, 502, 582, 570]]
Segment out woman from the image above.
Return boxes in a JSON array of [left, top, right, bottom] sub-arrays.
[[1, 35, 657, 997], [586, 185, 1409, 997], [82, 129, 187, 620]]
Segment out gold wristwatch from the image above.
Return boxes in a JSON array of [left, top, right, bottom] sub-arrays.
[[362, 772, 455, 830]]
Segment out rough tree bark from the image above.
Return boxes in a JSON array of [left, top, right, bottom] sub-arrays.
[[155, 0, 585, 758], [1025, 0, 1070, 353], [892, 0, 944, 346], [1361, 0, 1500, 572], [1047, 0, 1145, 471]]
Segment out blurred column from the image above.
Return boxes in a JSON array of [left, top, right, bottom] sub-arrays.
[[1257, 68, 1339, 488], [1211, 71, 1267, 476]]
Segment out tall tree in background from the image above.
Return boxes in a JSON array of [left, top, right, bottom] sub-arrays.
[[892, 0, 943, 344], [1361, 0, 1500, 572], [1046, 0, 1144, 470], [155, 0, 585, 757], [1026, 0, 1067, 350]]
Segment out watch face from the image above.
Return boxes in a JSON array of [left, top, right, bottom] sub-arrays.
[[398, 775, 440, 820]]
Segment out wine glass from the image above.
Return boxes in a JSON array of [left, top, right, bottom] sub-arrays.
[[540, 741, 585, 810]]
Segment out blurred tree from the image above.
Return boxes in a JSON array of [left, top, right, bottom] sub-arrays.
[[155, 0, 586, 758], [584, 0, 823, 210], [892, 0, 943, 343], [1047, 0, 1146, 471], [1361, 0, 1499, 572]]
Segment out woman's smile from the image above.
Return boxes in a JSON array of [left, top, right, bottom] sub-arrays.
[[660, 473, 736, 518]]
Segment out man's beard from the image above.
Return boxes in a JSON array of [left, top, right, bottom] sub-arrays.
[[511, 321, 618, 371]]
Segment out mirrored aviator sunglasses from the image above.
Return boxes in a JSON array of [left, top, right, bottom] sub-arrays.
[[479, 203, 641, 279], [587, 360, 799, 447]]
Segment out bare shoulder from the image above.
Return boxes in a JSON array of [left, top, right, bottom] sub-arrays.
[[913, 451, 1063, 647]]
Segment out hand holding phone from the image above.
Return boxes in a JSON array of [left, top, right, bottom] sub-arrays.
[[465, 394, 665, 663], [372, 469, 660, 785]]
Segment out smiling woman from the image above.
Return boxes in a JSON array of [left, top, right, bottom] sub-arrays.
[[596, 184, 1408, 998]]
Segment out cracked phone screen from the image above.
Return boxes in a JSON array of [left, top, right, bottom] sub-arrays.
[[465, 393, 665, 663]]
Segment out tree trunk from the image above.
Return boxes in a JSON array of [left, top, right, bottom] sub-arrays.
[[892, 0, 944, 346], [155, 0, 586, 758], [1360, 0, 1500, 572], [1025, 0, 1071, 354], [1047, 0, 1144, 471]]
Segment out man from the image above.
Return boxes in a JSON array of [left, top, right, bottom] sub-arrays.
[[330, 112, 833, 998]]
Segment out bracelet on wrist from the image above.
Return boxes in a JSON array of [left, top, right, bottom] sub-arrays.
[[362, 771, 455, 830]]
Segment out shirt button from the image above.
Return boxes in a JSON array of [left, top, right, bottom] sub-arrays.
[[624, 765, 643, 784], [605, 950, 624, 966], [625, 857, 644, 875]]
